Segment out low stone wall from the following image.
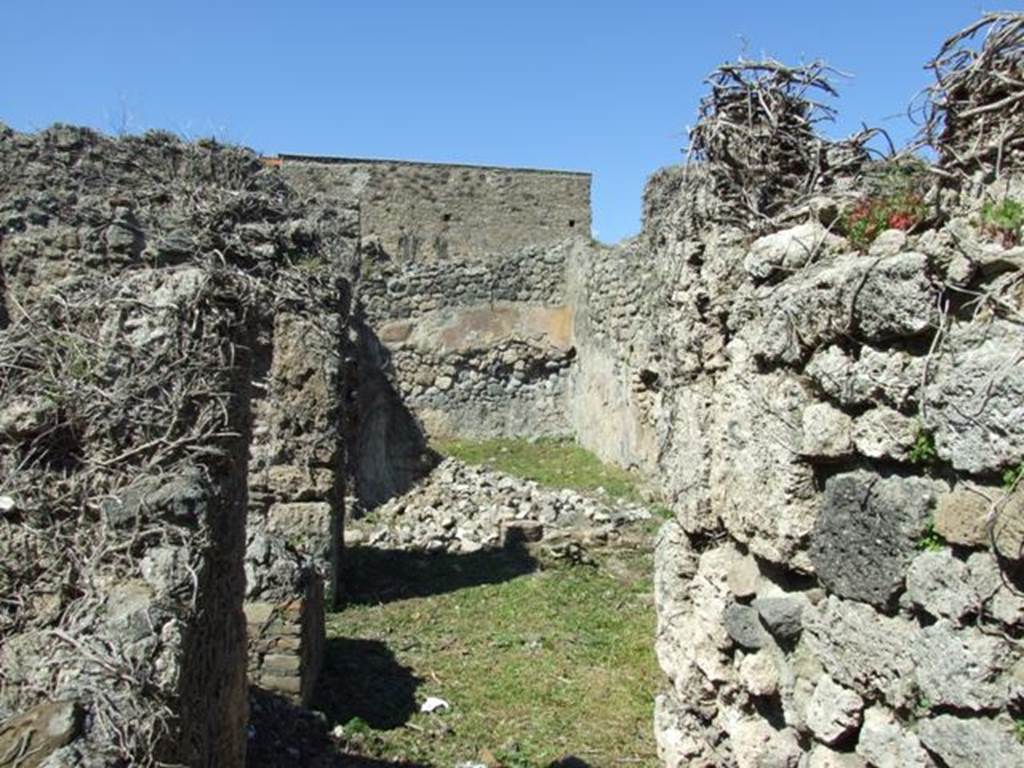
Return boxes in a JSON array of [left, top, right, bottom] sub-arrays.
[[245, 574, 325, 708]]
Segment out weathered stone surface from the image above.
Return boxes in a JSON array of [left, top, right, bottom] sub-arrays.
[[924, 319, 1024, 474], [805, 345, 923, 411], [753, 596, 805, 643], [810, 471, 937, 607], [913, 620, 1017, 711], [739, 650, 780, 697], [966, 551, 1024, 626], [743, 222, 847, 281], [729, 719, 803, 768], [918, 714, 1024, 768], [799, 403, 854, 459], [805, 675, 864, 746], [140, 545, 191, 594], [709, 364, 818, 569], [752, 252, 935, 365], [804, 746, 867, 768], [851, 406, 916, 460], [802, 597, 917, 708], [728, 554, 761, 599], [725, 603, 771, 650], [654, 693, 717, 768], [855, 706, 934, 768], [905, 550, 975, 621], [868, 228, 907, 256]]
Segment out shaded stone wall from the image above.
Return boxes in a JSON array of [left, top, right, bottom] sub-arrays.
[[278, 155, 591, 262], [0, 124, 351, 767]]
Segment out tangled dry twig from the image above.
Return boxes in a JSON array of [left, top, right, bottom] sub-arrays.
[[918, 12, 1024, 176], [684, 58, 873, 232]]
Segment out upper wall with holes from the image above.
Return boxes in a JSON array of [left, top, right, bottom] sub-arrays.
[[274, 154, 591, 262]]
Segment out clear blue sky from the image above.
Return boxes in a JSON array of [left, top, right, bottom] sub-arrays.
[[1, 1, 1015, 242]]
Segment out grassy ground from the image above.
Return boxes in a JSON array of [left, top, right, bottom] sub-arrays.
[[435, 437, 645, 503], [317, 439, 661, 767]]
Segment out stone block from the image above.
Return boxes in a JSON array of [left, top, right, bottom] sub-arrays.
[[267, 501, 332, 537], [810, 471, 937, 608], [918, 714, 1024, 768], [805, 675, 863, 746], [800, 403, 854, 459]]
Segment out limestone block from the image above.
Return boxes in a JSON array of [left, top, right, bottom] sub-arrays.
[[805, 345, 922, 411], [805, 675, 864, 746], [752, 252, 935, 365], [851, 406, 916, 460], [802, 597, 918, 708], [743, 222, 847, 281], [804, 746, 867, 768], [918, 715, 1024, 768], [912, 620, 1017, 711], [855, 707, 934, 768], [729, 718, 803, 768], [924, 319, 1024, 474], [709, 365, 818, 569], [905, 550, 975, 621], [267, 502, 332, 537], [868, 228, 908, 257], [739, 650, 780, 697], [799, 403, 853, 459]]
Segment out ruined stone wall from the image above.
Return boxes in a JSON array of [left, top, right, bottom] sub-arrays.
[[572, 164, 1024, 767], [278, 156, 591, 262], [276, 155, 590, 512], [360, 242, 577, 444], [0, 125, 349, 767]]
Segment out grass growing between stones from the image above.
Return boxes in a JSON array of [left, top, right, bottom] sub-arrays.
[[435, 437, 645, 502], [319, 542, 660, 767]]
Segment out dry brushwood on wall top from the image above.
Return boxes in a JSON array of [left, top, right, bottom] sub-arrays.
[[684, 58, 873, 230], [919, 12, 1024, 175]]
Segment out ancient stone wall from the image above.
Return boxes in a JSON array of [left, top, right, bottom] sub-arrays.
[[0, 125, 349, 767], [278, 155, 591, 262], [360, 241, 577, 444], [571, 163, 1024, 766]]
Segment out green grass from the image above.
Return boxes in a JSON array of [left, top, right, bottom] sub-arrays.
[[320, 545, 660, 767], [435, 437, 645, 503]]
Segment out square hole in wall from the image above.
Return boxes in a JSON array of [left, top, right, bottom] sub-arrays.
[[442, 213, 452, 222], [568, 219, 576, 228]]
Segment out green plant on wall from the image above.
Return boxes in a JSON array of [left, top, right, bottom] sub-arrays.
[[918, 519, 946, 552], [909, 429, 938, 467], [979, 198, 1024, 247], [1003, 461, 1024, 491]]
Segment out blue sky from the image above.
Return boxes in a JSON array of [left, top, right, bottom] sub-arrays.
[[1, 1, 1015, 242]]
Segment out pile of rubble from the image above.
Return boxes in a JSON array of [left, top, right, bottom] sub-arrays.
[[349, 458, 653, 557]]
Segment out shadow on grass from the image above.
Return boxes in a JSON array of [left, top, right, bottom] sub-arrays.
[[341, 539, 539, 606], [247, 686, 430, 767], [314, 637, 422, 731]]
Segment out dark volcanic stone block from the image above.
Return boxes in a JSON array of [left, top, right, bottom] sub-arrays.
[[810, 470, 936, 608]]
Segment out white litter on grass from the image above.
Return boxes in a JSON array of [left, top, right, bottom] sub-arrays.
[[0, 496, 15, 513], [330, 724, 346, 739], [420, 696, 450, 714]]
